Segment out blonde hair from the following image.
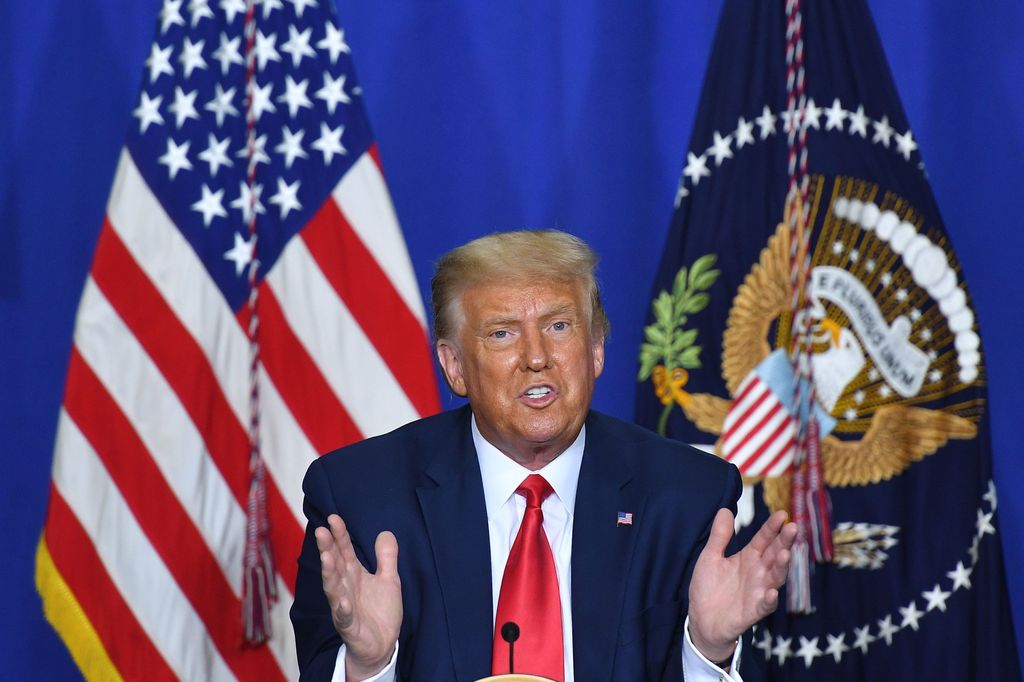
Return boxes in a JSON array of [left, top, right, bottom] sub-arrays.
[[431, 229, 611, 342]]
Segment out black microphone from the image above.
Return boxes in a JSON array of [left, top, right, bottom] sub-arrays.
[[500, 621, 520, 673]]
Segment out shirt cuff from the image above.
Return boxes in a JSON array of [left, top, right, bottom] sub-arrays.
[[331, 642, 400, 682], [681, 616, 743, 682]]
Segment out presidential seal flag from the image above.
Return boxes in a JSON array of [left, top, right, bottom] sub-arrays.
[[34, 0, 439, 679], [635, 0, 1021, 679]]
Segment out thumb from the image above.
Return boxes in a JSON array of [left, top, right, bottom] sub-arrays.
[[703, 507, 735, 558], [374, 530, 399, 577]]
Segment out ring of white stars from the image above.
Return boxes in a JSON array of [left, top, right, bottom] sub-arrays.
[[753, 480, 999, 667], [674, 97, 918, 207]]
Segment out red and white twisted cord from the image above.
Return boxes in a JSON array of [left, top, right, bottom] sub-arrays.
[[783, 0, 833, 614], [240, 0, 277, 644]]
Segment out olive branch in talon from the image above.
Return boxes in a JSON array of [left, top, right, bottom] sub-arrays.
[[637, 254, 720, 435]]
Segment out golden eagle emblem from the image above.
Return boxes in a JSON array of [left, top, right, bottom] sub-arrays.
[[643, 176, 983, 560]]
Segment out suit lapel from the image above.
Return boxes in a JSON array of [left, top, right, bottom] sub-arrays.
[[415, 409, 493, 681], [571, 414, 645, 681]]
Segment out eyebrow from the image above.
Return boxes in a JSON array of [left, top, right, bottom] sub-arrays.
[[480, 303, 578, 328]]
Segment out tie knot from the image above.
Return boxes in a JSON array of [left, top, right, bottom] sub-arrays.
[[516, 474, 554, 509]]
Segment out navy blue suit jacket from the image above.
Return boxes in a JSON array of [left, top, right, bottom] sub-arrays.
[[290, 406, 741, 681]]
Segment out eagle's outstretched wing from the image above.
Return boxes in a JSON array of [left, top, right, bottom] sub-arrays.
[[823, 405, 976, 487], [722, 223, 792, 394], [759, 405, 976, 513], [680, 393, 731, 435]]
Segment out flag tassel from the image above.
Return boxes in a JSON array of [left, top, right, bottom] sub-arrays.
[[242, 458, 277, 644]]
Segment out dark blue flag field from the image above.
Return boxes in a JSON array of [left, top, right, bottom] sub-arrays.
[[635, 1, 1021, 679]]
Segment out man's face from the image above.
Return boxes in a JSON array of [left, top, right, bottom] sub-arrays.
[[436, 278, 605, 468]]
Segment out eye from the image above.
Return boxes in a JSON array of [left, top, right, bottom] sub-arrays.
[[551, 321, 569, 332], [490, 330, 509, 339]]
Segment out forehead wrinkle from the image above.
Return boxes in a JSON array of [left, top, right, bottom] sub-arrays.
[[478, 300, 578, 327]]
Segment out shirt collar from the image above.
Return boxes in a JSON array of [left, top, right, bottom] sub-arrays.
[[472, 414, 585, 521]]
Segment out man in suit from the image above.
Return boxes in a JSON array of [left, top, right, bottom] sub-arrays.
[[290, 230, 795, 681]]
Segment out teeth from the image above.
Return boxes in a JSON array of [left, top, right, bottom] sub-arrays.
[[525, 387, 551, 397]]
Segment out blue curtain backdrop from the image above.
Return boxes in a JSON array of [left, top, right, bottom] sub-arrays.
[[1, 1, 1020, 678]]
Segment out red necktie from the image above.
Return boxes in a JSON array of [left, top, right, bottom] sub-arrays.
[[491, 474, 564, 681]]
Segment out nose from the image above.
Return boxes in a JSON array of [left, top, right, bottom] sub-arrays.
[[521, 326, 552, 371]]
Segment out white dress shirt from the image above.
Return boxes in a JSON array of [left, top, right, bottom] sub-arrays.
[[331, 418, 743, 681]]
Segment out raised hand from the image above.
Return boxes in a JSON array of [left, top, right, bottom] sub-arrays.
[[315, 514, 403, 681], [687, 509, 796, 662]]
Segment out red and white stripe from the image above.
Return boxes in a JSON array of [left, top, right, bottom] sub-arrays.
[[41, 146, 440, 679], [720, 373, 796, 479]]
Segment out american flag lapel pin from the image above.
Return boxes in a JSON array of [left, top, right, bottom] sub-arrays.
[[617, 511, 633, 527]]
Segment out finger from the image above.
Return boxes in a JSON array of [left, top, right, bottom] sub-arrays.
[[328, 515, 360, 567], [765, 547, 791, 586], [703, 508, 735, 558], [375, 531, 400, 578], [779, 517, 799, 548], [747, 509, 788, 554], [314, 525, 336, 554], [760, 587, 780, 616]]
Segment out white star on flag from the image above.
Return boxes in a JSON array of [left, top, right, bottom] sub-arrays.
[[287, 0, 318, 17], [223, 231, 256, 276], [876, 615, 899, 646], [188, 0, 214, 27], [269, 177, 303, 219], [683, 152, 710, 185], [160, 0, 185, 33], [253, 30, 282, 71], [236, 133, 271, 173], [802, 97, 822, 129], [212, 32, 244, 74], [281, 25, 316, 67], [872, 115, 894, 147], [229, 181, 265, 223], [218, 0, 246, 23], [947, 560, 973, 591], [317, 22, 350, 63], [277, 75, 313, 118], [133, 92, 164, 133], [895, 129, 918, 160], [316, 72, 350, 114], [311, 122, 346, 163], [899, 601, 924, 631], [922, 583, 951, 612], [158, 138, 193, 179], [772, 636, 793, 665], [248, 81, 277, 122], [824, 97, 847, 131], [707, 131, 733, 166], [168, 87, 200, 128], [275, 126, 308, 168], [848, 105, 869, 137], [824, 634, 849, 663], [795, 636, 822, 668], [852, 625, 875, 654], [735, 116, 754, 148], [179, 37, 208, 78], [191, 184, 227, 226], [204, 83, 239, 127], [197, 132, 233, 176], [756, 104, 776, 139], [260, 0, 284, 20], [145, 43, 174, 83]]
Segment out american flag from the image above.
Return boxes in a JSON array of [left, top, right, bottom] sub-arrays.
[[720, 368, 796, 478], [617, 511, 633, 526], [34, 0, 439, 679]]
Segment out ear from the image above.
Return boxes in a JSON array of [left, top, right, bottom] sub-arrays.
[[436, 340, 468, 396], [591, 335, 606, 379]]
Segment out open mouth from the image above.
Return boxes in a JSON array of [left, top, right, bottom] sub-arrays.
[[521, 385, 557, 405]]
